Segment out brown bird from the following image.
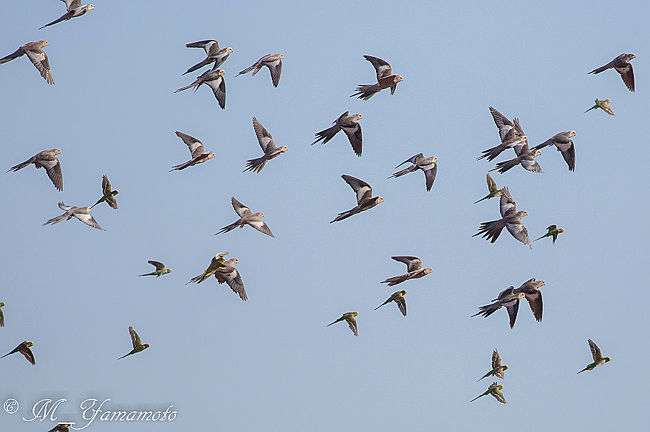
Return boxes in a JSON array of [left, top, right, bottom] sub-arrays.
[[513, 278, 545, 322], [589, 53, 636, 92], [1, 40, 54, 84], [330, 175, 383, 223], [170, 131, 215, 171], [8, 149, 63, 191], [381, 256, 432, 286], [351, 55, 403, 100], [1, 340, 35, 365], [313, 112, 363, 156]]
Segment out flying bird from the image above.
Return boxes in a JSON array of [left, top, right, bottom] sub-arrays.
[[0, 302, 5, 327], [1, 40, 54, 84], [44, 202, 104, 230], [244, 117, 287, 173], [170, 131, 215, 171], [183, 40, 232, 74], [8, 149, 63, 191], [514, 278, 545, 322], [139, 261, 172, 277], [1, 340, 35, 365], [535, 225, 564, 244], [91, 175, 118, 209], [330, 175, 383, 223], [491, 141, 542, 174], [473, 187, 531, 248], [217, 197, 274, 238], [351, 55, 403, 100], [313, 112, 363, 156], [585, 99, 614, 116], [237, 54, 284, 87], [381, 256, 432, 287], [375, 290, 407, 316], [589, 53, 636, 92], [478, 349, 508, 381], [533, 131, 576, 172], [213, 258, 247, 301], [187, 253, 229, 284], [472, 286, 526, 328], [470, 382, 506, 404], [40, 1, 94, 29], [48, 423, 74, 432], [474, 173, 504, 204], [578, 339, 611, 373], [175, 69, 226, 109], [478, 107, 528, 161], [327, 312, 359, 336], [117, 326, 149, 360], [390, 154, 438, 191]]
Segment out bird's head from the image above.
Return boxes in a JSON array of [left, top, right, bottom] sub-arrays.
[[207, 152, 216, 159], [0, 302, 4, 307], [625, 53, 636, 61], [354, 114, 363, 120], [558, 228, 565, 233], [423, 268, 433, 275], [395, 75, 404, 82], [226, 47, 233, 53], [502, 365, 509, 371], [604, 99, 611, 104], [41, 40, 49, 47], [256, 212, 265, 218], [165, 269, 172, 274], [278, 54, 285, 59], [85, 207, 92, 212], [400, 290, 407, 296], [569, 131, 576, 137], [534, 150, 541, 157], [143, 344, 150, 349], [280, 146, 288, 152], [603, 357, 611, 363], [540, 280, 546, 286], [54, 149, 61, 155], [232, 258, 239, 264], [26, 341, 34, 347], [520, 210, 528, 217], [217, 69, 225, 76], [376, 197, 384, 204], [497, 385, 504, 390], [112, 190, 119, 196], [351, 312, 359, 317], [88, 4, 94, 10], [517, 293, 525, 299]]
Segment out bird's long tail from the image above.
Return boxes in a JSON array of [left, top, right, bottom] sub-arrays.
[[0, 48, 24, 64], [577, 367, 589, 374], [326, 318, 343, 327], [184, 58, 213, 75], [473, 219, 506, 243], [7, 159, 32, 172], [174, 80, 199, 93], [0, 352, 10, 358], [351, 84, 380, 100], [534, 233, 549, 242], [170, 160, 192, 171], [477, 144, 506, 162], [477, 371, 492, 382], [473, 194, 491, 204], [584, 105, 597, 113], [389, 165, 418, 179], [243, 156, 268, 174], [313, 125, 340, 145], [117, 353, 131, 360], [216, 221, 240, 235], [43, 213, 68, 226], [491, 158, 519, 174], [374, 300, 390, 311], [139, 272, 156, 277], [330, 207, 357, 223], [469, 394, 485, 402], [237, 64, 256, 76], [381, 274, 407, 286]]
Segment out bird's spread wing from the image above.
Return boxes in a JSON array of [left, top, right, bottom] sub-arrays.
[[391, 256, 422, 272], [499, 188, 516, 217], [64, 0, 82, 10], [588, 339, 603, 361], [521, 158, 542, 173], [492, 349, 501, 369], [25, 48, 53, 84], [506, 299, 519, 328], [206, 76, 226, 109], [506, 222, 531, 247], [252, 117, 276, 153], [217, 267, 247, 301], [346, 316, 358, 336], [489, 107, 514, 140], [341, 175, 372, 204], [267, 60, 282, 87], [75, 212, 103, 230], [38, 156, 63, 191], [421, 160, 437, 191], [148, 260, 165, 271], [21, 346, 35, 365], [101, 175, 111, 195], [175, 131, 205, 158], [525, 291, 543, 321], [486, 173, 498, 194], [396, 297, 407, 316], [249, 219, 274, 237], [129, 326, 142, 349], [615, 63, 635, 91], [364, 55, 392, 80], [341, 123, 362, 156], [231, 197, 252, 217]]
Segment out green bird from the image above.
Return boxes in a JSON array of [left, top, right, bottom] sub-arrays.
[[375, 290, 407, 316], [0, 302, 5, 327], [470, 382, 506, 404], [474, 173, 504, 204], [91, 175, 119, 209], [139, 260, 172, 277], [478, 349, 508, 381], [584, 99, 614, 116], [535, 225, 564, 244], [327, 312, 359, 336], [2, 340, 35, 364], [578, 339, 611, 374], [117, 326, 149, 360], [48, 423, 74, 432], [186, 253, 229, 284]]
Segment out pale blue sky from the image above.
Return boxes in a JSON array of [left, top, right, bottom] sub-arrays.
[[1, 0, 648, 430]]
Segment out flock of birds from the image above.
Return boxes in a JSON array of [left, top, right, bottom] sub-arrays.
[[0, 1, 638, 420]]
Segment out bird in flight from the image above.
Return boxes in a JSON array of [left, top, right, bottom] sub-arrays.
[[589, 53, 636, 92], [40, 1, 94, 29], [8, 149, 63, 191], [117, 326, 149, 360], [1, 40, 54, 84], [578, 339, 611, 374]]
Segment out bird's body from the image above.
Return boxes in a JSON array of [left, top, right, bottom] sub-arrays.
[[375, 290, 407, 316], [213, 259, 247, 301], [1, 340, 35, 364], [585, 99, 614, 115], [473, 287, 525, 328], [244, 117, 287, 173], [474, 173, 504, 204], [238, 54, 283, 87], [331, 175, 383, 223], [1, 40, 54, 84], [514, 278, 545, 322], [313, 112, 363, 156], [184, 40, 232, 74], [478, 107, 527, 161], [589, 53, 636, 91], [170, 131, 215, 171], [217, 197, 274, 237], [478, 349, 508, 381], [175, 69, 226, 109], [578, 339, 611, 373], [9, 149, 63, 191], [352, 55, 402, 100], [390, 154, 438, 191], [535, 225, 564, 244], [470, 382, 506, 404], [43, 202, 104, 230], [491, 142, 542, 174], [48, 423, 74, 432], [187, 253, 229, 284], [381, 256, 432, 287], [40, 0, 94, 29], [91, 175, 118, 209], [473, 187, 531, 248], [139, 261, 171, 277], [533, 131, 576, 172], [327, 312, 359, 336], [117, 326, 149, 360]]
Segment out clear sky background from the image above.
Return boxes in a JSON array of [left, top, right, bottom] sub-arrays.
[[1, 0, 648, 430]]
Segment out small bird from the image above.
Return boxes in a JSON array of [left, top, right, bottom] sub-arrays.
[[187, 253, 229, 284], [217, 197, 274, 238], [472, 287, 526, 328], [44, 202, 104, 230], [0, 302, 5, 327], [375, 290, 407, 316], [183, 40, 232, 74], [1, 340, 35, 365], [514, 278, 545, 322], [117, 326, 149, 360], [585, 99, 615, 115], [578, 339, 611, 373], [331, 175, 383, 223], [244, 117, 287, 173], [139, 261, 172, 277], [473, 187, 531, 248], [535, 225, 564, 244], [170, 131, 215, 171], [1, 40, 54, 84], [213, 258, 247, 301], [491, 142, 542, 174], [470, 382, 506, 404], [533, 131, 576, 172], [326, 312, 359, 336], [313, 112, 363, 156], [351, 55, 403, 100], [175, 69, 226, 109], [478, 349, 508, 381], [474, 173, 504, 204], [478, 107, 528, 161], [389, 154, 438, 191], [237, 54, 284, 87], [40, 1, 94, 29], [8, 149, 63, 191], [381, 256, 432, 287], [91, 175, 118, 209], [48, 423, 74, 432], [589, 53, 636, 92]]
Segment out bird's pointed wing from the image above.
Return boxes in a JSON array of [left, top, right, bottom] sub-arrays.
[[129, 327, 142, 349], [267, 60, 282, 87], [588, 339, 603, 361], [101, 175, 111, 195], [175, 131, 205, 158], [489, 107, 515, 140], [75, 212, 103, 230], [556, 141, 575, 171], [486, 173, 498, 194], [513, 118, 525, 137], [615, 63, 635, 91], [506, 299, 519, 328], [506, 222, 531, 248], [391, 256, 422, 272], [492, 349, 501, 369], [521, 158, 542, 173], [492, 388, 506, 404], [341, 175, 372, 204], [396, 296, 407, 316], [206, 76, 226, 109], [148, 260, 165, 271], [231, 197, 252, 217], [421, 161, 437, 191], [252, 117, 276, 153], [25, 48, 53, 84], [525, 291, 543, 321], [346, 316, 358, 336], [39, 157, 63, 191], [64, 0, 81, 10], [363, 55, 392, 80], [21, 346, 35, 365], [217, 267, 247, 301], [340, 123, 362, 156], [499, 187, 516, 217], [249, 219, 274, 237]]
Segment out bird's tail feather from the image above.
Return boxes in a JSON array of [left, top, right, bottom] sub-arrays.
[[351, 84, 380, 100], [0, 48, 23, 64], [389, 165, 418, 179], [477, 144, 506, 162], [313, 125, 340, 145], [473, 219, 506, 243], [492, 158, 519, 174], [243, 156, 267, 173]]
